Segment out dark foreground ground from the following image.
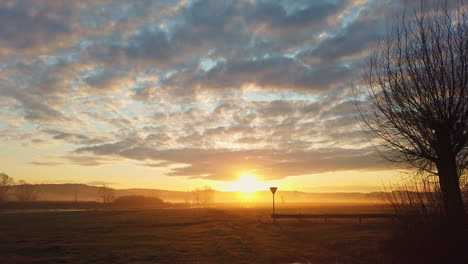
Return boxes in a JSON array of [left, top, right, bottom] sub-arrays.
[[0, 204, 395, 264]]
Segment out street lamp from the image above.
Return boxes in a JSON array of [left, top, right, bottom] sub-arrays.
[[270, 187, 277, 223]]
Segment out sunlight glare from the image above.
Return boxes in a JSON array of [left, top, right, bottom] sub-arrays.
[[228, 174, 267, 199]]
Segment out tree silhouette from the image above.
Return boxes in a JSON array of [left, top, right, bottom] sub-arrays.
[[98, 185, 115, 204], [201, 185, 214, 205], [0, 173, 14, 202], [190, 186, 214, 206], [361, 2, 467, 218], [15, 180, 38, 202]]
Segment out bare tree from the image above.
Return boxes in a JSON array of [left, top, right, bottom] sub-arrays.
[[0, 173, 14, 202], [73, 187, 79, 203], [361, 1, 467, 218], [190, 186, 215, 206], [201, 185, 214, 205], [192, 187, 201, 205], [15, 180, 39, 202], [98, 185, 115, 204], [184, 191, 191, 204]]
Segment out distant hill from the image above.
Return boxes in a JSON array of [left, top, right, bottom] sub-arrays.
[[5, 184, 388, 203]]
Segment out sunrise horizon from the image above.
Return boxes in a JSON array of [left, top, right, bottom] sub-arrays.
[[2, 165, 397, 194]]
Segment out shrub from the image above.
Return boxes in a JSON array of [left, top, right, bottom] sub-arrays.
[[112, 195, 165, 208]]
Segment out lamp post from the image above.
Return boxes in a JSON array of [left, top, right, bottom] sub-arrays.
[[270, 187, 277, 223]]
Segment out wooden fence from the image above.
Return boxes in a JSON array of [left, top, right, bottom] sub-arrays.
[[272, 213, 396, 224]]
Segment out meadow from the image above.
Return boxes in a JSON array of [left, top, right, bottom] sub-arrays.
[[0, 204, 392, 264]]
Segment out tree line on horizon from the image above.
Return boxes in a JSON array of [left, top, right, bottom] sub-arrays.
[[0, 173, 38, 202], [0, 172, 218, 207]]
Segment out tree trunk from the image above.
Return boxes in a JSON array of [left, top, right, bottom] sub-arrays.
[[435, 128, 466, 218], [437, 158, 465, 218]]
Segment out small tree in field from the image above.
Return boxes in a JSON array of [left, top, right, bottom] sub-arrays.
[[73, 187, 79, 203], [201, 185, 214, 205], [191, 186, 214, 206], [184, 191, 191, 204], [192, 187, 201, 205], [15, 180, 39, 201], [98, 185, 115, 204], [0, 173, 14, 202], [361, 1, 467, 218]]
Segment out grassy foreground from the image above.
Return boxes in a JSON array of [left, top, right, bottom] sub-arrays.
[[0, 206, 391, 264]]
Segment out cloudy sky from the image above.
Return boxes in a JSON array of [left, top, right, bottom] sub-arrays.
[[0, 0, 434, 192]]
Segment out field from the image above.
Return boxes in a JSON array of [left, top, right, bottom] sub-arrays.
[[0, 204, 392, 264]]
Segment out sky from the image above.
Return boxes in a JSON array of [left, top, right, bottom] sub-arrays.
[[0, 0, 442, 192]]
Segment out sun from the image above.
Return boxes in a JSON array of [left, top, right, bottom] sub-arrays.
[[228, 174, 267, 199]]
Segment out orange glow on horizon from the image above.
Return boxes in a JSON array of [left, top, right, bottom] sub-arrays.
[[227, 174, 268, 199]]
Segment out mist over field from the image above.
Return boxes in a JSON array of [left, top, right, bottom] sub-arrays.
[[4, 183, 386, 204]]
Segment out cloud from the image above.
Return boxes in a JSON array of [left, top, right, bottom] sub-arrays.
[[43, 129, 110, 145], [0, 85, 68, 122], [163, 57, 358, 94], [30, 161, 63, 167], [84, 0, 351, 69], [300, 1, 387, 64], [82, 68, 134, 92], [0, 1, 72, 56], [300, 0, 463, 64], [85, 181, 118, 186], [248, 0, 348, 37], [76, 143, 388, 181]]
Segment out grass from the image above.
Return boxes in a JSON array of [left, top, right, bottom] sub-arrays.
[[0, 205, 392, 264]]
